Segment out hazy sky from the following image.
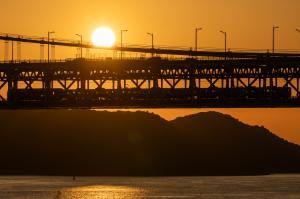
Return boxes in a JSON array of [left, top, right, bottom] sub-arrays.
[[1, 0, 300, 144], [1, 0, 300, 49]]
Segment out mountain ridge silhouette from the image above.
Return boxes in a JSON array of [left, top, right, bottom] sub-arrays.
[[0, 110, 299, 176]]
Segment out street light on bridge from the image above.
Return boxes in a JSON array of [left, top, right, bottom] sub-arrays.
[[195, 28, 202, 51], [48, 31, 55, 63], [220, 30, 227, 54], [297, 29, 300, 51], [120, 29, 128, 60], [75, 34, 83, 59], [147, 32, 154, 58], [272, 26, 279, 53]]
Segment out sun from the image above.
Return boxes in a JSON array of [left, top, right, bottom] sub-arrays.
[[92, 27, 116, 47]]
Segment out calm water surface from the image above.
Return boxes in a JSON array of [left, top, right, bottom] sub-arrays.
[[0, 175, 299, 199]]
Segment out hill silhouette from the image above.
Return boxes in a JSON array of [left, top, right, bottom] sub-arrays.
[[0, 110, 299, 176]]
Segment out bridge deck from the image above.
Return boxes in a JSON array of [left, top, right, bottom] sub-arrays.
[[0, 32, 300, 108], [0, 57, 299, 108]]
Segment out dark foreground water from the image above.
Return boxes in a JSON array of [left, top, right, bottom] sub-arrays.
[[0, 175, 300, 199]]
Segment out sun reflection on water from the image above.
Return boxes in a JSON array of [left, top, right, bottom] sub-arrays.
[[57, 185, 147, 199]]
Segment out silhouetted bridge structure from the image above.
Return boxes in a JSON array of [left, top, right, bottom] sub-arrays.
[[0, 33, 300, 108]]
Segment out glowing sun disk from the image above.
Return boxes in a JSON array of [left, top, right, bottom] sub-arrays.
[[92, 27, 116, 47]]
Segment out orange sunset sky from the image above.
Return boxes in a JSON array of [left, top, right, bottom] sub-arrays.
[[1, 0, 300, 144]]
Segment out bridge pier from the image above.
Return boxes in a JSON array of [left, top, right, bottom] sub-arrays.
[[81, 80, 86, 90], [44, 69, 52, 89], [188, 61, 196, 89], [231, 78, 235, 88], [270, 78, 274, 87], [117, 79, 122, 90], [225, 78, 229, 88], [7, 70, 18, 103], [151, 60, 160, 89], [263, 77, 267, 88]]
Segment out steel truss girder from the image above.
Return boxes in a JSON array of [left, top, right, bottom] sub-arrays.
[[57, 79, 77, 90], [0, 72, 7, 81], [93, 79, 106, 89], [1, 58, 300, 108], [0, 80, 7, 102], [284, 77, 299, 95], [130, 79, 147, 89]]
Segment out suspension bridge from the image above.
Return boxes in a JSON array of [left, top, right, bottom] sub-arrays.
[[0, 32, 300, 108]]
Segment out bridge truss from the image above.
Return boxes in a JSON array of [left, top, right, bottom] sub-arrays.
[[0, 57, 299, 108], [0, 33, 300, 108]]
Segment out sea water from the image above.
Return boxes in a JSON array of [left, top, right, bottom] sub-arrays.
[[0, 175, 299, 198]]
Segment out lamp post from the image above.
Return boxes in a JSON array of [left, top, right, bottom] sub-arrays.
[[120, 30, 128, 60], [75, 34, 83, 59], [297, 29, 300, 51], [147, 32, 154, 57], [272, 26, 279, 53], [220, 30, 227, 53], [48, 31, 55, 63], [11, 41, 14, 63], [195, 28, 202, 51]]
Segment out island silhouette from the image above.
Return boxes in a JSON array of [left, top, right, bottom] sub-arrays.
[[0, 110, 299, 176]]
